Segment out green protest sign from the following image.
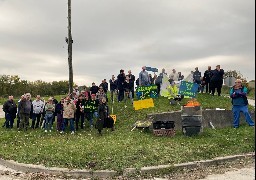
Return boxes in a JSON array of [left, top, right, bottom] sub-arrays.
[[136, 85, 158, 100]]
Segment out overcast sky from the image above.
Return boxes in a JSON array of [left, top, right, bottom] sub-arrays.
[[0, 0, 255, 86]]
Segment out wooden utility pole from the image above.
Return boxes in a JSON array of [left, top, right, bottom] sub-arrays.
[[67, 0, 73, 97]]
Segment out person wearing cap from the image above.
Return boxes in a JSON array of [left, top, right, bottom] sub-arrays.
[[230, 79, 254, 128], [210, 65, 224, 96], [139, 66, 150, 86], [44, 98, 55, 132], [63, 97, 76, 134]]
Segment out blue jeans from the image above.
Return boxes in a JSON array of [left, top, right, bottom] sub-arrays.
[[85, 112, 93, 126], [64, 118, 75, 132], [45, 113, 53, 131], [93, 111, 98, 119], [5, 113, 14, 128], [232, 105, 254, 128]]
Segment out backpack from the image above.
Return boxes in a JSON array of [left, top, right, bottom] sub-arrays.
[[231, 86, 248, 105]]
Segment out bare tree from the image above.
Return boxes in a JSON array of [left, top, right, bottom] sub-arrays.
[[67, 0, 73, 97]]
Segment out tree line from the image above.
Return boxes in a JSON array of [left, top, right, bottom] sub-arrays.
[[0, 75, 70, 97]]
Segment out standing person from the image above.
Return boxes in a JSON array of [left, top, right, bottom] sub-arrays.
[[91, 94, 99, 120], [90, 82, 99, 96], [63, 97, 76, 134], [127, 70, 135, 98], [96, 97, 114, 135], [149, 74, 154, 85], [16, 95, 24, 129], [230, 79, 254, 128], [49, 96, 58, 127], [109, 75, 117, 102], [31, 95, 44, 129], [124, 75, 134, 103], [199, 77, 206, 93], [155, 68, 167, 94], [44, 98, 55, 132], [3, 95, 17, 128], [169, 69, 179, 81], [193, 67, 201, 90], [203, 66, 213, 94], [18, 93, 32, 131], [96, 86, 107, 102], [211, 65, 224, 96], [56, 98, 64, 132], [178, 72, 184, 81], [103, 79, 108, 94], [75, 94, 85, 130], [117, 69, 126, 102], [82, 95, 94, 129], [139, 66, 150, 86]]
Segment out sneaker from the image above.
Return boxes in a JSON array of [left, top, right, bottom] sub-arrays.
[[49, 130, 51, 132], [44, 130, 47, 133], [71, 131, 75, 134], [60, 131, 64, 134]]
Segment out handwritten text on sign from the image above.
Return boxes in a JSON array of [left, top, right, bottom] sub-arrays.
[[136, 85, 158, 100], [178, 81, 199, 98]]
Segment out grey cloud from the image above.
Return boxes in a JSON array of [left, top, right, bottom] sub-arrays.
[[0, 0, 254, 86]]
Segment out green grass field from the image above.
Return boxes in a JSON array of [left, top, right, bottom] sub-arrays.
[[0, 93, 255, 172]]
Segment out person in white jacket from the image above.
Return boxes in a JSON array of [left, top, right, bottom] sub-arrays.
[[31, 95, 44, 129]]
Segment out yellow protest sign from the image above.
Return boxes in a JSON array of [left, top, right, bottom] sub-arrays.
[[110, 115, 117, 124], [133, 98, 154, 110]]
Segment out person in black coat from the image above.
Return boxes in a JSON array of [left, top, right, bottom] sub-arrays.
[[3, 96, 17, 128], [109, 75, 117, 102], [117, 69, 126, 102], [210, 65, 224, 96], [75, 94, 85, 130], [124, 75, 134, 103], [95, 97, 114, 135], [127, 70, 136, 98], [203, 66, 213, 94]]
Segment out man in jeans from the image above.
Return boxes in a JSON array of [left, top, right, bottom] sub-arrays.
[[3, 95, 17, 128], [31, 95, 44, 129]]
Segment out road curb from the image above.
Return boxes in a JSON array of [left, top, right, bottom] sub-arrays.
[[0, 152, 254, 178]]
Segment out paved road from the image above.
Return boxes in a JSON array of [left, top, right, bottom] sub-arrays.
[[0, 165, 254, 180], [202, 166, 255, 180]]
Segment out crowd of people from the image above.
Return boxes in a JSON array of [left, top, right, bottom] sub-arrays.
[[3, 64, 251, 133]]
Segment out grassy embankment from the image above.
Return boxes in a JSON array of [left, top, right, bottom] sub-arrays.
[[0, 92, 254, 172]]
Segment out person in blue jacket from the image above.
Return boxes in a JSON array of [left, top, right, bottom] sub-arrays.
[[230, 79, 254, 128]]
